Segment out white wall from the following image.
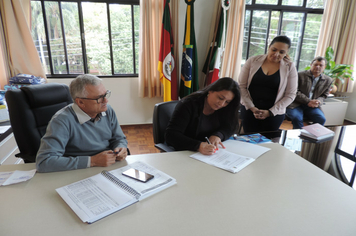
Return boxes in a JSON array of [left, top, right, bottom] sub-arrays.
[[48, 78, 162, 125], [48, 1, 216, 125]]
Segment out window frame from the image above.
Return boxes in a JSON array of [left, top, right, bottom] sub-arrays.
[[244, 0, 324, 70], [32, 0, 140, 78], [334, 126, 356, 187]]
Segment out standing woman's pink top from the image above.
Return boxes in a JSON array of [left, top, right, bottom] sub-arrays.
[[238, 54, 298, 116]]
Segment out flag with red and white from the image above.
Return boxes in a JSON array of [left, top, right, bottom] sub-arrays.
[[158, 0, 178, 102]]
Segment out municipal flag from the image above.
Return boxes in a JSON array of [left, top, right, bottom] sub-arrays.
[[158, 0, 178, 102], [203, 0, 230, 85], [179, 0, 199, 98]]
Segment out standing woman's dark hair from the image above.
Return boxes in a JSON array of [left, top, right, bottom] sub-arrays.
[[270, 35, 291, 48], [184, 77, 241, 133]]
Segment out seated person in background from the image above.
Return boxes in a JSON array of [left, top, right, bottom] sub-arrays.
[[165, 77, 240, 155], [36, 74, 128, 172], [286, 56, 333, 129], [238, 35, 298, 133]]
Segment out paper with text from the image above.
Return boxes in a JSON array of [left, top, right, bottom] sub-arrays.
[[190, 149, 255, 173], [56, 161, 176, 223], [56, 173, 136, 223], [221, 139, 270, 159], [0, 169, 36, 186]]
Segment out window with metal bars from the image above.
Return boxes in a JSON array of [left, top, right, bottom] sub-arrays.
[[31, 0, 139, 78], [243, 0, 324, 70]]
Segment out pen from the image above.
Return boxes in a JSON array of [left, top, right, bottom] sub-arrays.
[[205, 137, 211, 144], [205, 137, 217, 153]]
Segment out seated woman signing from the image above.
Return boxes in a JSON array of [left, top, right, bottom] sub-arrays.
[[165, 77, 240, 155]]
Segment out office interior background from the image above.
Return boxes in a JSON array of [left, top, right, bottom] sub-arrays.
[[1, 0, 356, 125]]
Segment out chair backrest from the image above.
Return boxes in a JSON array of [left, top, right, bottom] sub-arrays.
[[5, 83, 73, 163], [152, 101, 179, 145]]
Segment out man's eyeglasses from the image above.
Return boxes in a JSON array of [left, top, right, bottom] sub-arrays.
[[77, 90, 111, 104]]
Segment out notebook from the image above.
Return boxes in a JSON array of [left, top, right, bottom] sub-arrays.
[[56, 161, 176, 223], [301, 123, 334, 140]]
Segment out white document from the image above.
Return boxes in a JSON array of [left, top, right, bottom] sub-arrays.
[[221, 139, 271, 160], [0, 108, 9, 122], [190, 149, 255, 173], [0, 169, 36, 186], [284, 138, 302, 151], [0, 125, 11, 134], [56, 173, 136, 223], [56, 161, 177, 223]]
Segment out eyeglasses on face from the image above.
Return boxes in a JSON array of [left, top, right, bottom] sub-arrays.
[[77, 90, 111, 104]]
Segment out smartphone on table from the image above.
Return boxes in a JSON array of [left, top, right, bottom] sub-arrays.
[[122, 168, 154, 183]]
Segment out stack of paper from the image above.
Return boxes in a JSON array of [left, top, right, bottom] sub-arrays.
[[0, 104, 9, 123], [300, 123, 334, 141], [56, 161, 176, 223]]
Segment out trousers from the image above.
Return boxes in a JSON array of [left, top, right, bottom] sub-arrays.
[[286, 104, 326, 129], [240, 106, 285, 133]]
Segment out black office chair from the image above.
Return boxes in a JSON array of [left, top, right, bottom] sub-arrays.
[[5, 83, 73, 163], [152, 100, 179, 152]]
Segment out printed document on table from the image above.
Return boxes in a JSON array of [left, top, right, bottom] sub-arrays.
[[222, 139, 270, 159], [0, 169, 36, 186], [56, 161, 177, 223], [190, 149, 255, 173], [56, 173, 137, 223]]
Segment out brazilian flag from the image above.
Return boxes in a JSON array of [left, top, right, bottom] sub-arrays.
[[180, 0, 199, 98]]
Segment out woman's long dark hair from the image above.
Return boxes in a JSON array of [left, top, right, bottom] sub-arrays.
[[184, 77, 241, 133]]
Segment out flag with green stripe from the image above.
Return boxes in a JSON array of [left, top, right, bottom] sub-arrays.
[[179, 0, 199, 98], [158, 0, 178, 101]]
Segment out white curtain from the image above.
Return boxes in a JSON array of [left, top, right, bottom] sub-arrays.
[[316, 0, 356, 93], [219, 0, 245, 81], [138, 0, 179, 98], [0, 0, 46, 89]]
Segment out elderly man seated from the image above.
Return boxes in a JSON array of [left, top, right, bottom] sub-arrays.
[[286, 56, 333, 129], [36, 74, 128, 172]]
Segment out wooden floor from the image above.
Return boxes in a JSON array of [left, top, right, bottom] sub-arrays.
[[122, 119, 355, 155], [121, 124, 160, 155]]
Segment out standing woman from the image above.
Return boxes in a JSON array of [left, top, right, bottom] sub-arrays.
[[238, 35, 298, 133], [165, 77, 240, 155]]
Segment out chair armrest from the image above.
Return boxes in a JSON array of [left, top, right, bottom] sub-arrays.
[[154, 143, 175, 152]]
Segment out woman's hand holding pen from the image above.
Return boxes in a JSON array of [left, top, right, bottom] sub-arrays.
[[208, 135, 225, 150], [198, 142, 215, 155], [198, 136, 225, 155]]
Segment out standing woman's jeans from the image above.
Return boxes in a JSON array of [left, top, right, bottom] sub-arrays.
[[240, 106, 285, 133]]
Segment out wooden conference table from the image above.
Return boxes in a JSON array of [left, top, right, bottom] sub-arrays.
[[1, 143, 356, 236]]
